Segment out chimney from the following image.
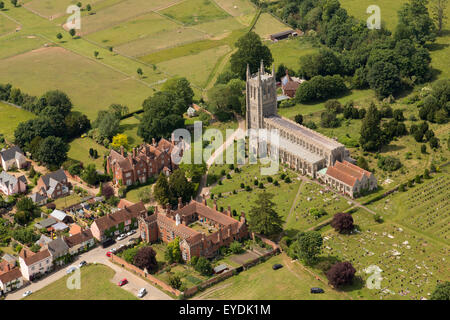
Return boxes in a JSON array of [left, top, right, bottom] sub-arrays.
[[213, 199, 218, 211], [6, 264, 11, 272], [120, 145, 124, 156], [202, 195, 207, 206], [217, 229, 222, 242], [171, 132, 175, 145], [178, 197, 183, 209], [227, 206, 232, 217], [227, 226, 231, 237]]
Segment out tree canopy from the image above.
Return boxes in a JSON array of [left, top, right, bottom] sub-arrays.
[[248, 192, 284, 236]]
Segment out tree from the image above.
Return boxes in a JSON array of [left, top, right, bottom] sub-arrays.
[[56, 33, 63, 40], [168, 169, 195, 205], [229, 241, 244, 254], [295, 75, 347, 103], [133, 246, 158, 273], [94, 51, 99, 59], [69, 28, 76, 37], [326, 262, 356, 288], [429, 136, 440, 149], [109, 103, 129, 118], [111, 133, 128, 150], [360, 103, 384, 151], [40, 90, 73, 116], [395, 0, 437, 45], [168, 274, 183, 289], [431, 281, 450, 300], [35, 136, 69, 167], [230, 31, 273, 80], [248, 192, 284, 236], [81, 164, 99, 185], [154, 173, 170, 205], [137, 68, 143, 77], [194, 257, 213, 276], [331, 212, 354, 233], [138, 91, 185, 141], [77, 2, 82, 7], [357, 156, 369, 171], [290, 231, 323, 264], [161, 77, 195, 113], [294, 114, 303, 125], [65, 111, 91, 138], [165, 237, 182, 263], [320, 111, 340, 128], [10, 0, 17, 7], [93, 110, 120, 141], [86, 4, 91, 11], [367, 62, 401, 98]]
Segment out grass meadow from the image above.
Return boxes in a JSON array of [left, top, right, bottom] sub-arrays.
[[68, 137, 109, 170], [0, 14, 18, 36], [0, 102, 35, 142], [160, 0, 229, 26]]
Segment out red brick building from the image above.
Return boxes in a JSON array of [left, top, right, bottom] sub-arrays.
[[106, 138, 182, 186], [138, 198, 248, 261]]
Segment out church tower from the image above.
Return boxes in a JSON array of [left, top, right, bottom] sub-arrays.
[[246, 60, 277, 130]]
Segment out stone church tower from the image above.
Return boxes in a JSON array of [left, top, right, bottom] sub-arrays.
[[246, 60, 277, 130]]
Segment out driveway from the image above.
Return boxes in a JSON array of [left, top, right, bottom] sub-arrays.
[[5, 235, 172, 300]]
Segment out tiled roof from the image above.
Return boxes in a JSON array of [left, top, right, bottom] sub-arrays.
[[0, 267, 22, 283], [334, 161, 365, 180], [175, 201, 237, 227], [47, 238, 69, 256], [342, 161, 372, 178], [20, 248, 51, 266], [64, 229, 93, 248], [325, 166, 357, 187], [92, 202, 146, 232]]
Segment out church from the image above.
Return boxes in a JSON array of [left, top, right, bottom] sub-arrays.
[[246, 61, 377, 197]]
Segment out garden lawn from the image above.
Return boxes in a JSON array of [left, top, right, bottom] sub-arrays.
[[68, 137, 109, 170], [0, 102, 35, 142], [24, 264, 138, 300], [193, 253, 346, 299], [53, 193, 83, 210], [0, 46, 154, 120], [125, 184, 152, 204], [119, 115, 144, 147]]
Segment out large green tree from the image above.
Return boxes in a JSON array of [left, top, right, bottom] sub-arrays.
[[290, 231, 323, 264], [161, 77, 194, 113], [230, 31, 273, 80], [431, 281, 450, 300], [360, 103, 384, 151], [34, 136, 69, 167], [248, 192, 284, 236], [168, 169, 195, 205], [153, 173, 171, 206]]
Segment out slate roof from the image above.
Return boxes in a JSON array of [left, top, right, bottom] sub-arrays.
[[34, 217, 57, 229], [35, 235, 52, 247], [0, 146, 24, 161], [47, 238, 69, 256], [40, 169, 67, 188], [30, 192, 46, 203], [0, 171, 26, 189], [52, 222, 69, 231]]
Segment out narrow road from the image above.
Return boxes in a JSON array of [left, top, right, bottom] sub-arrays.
[[5, 235, 172, 300]]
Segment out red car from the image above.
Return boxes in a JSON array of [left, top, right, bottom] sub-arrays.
[[106, 251, 112, 257], [118, 278, 128, 286]]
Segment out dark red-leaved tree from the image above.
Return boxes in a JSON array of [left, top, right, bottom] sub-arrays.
[[102, 183, 115, 199], [331, 212, 354, 233], [133, 246, 158, 273], [326, 262, 356, 288]]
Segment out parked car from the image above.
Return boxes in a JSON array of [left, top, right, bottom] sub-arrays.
[[137, 288, 147, 298], [66, 266, 77, 274], [102, 238, 115, 248], [272, 264, 283, 270], [118, 278, 128, 286], [106, 251, 112, 257], [127, 230, 136, 236], [110, 247, 117, 253], [22, 290, 32, 297], [128, 238, 137, 244], [310, 287, 325, 294], [78, 261, 87, 268], [119, 244, 125, 249], [117, 234, 126, 241]]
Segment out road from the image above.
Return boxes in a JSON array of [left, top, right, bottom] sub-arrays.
[[5, 235, 172, 300]]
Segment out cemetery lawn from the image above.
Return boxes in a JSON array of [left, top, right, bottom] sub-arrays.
[[317, 208, 449, 300], [192, 253, 347, 300], [24, 264, 138, 300]]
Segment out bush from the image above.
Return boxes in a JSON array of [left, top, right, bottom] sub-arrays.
[[326, 262, 356, 288], [168, 275, 183, 290], [229, 241, 244, 254], [194, 257, 213, 276], [377, 156, 402, 172]]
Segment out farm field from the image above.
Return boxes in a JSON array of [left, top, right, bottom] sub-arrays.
[[160, 0, 229, 26], [24, 264, 138, 300], [0, 102, 35, 142], [68, 137, 109, 170], [0, 35, 47, 60], [252, 13, 290, 40], [23, 0, 105, 20], [193, 253, 347, 300], [156, 45, 231, 88], [268, 38, 318, 72], [318, 208, 450, 300], [0, 46, 154, 120], [0, 14, 18, 36]]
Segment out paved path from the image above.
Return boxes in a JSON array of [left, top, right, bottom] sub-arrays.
[[5, 235, 172, 300]]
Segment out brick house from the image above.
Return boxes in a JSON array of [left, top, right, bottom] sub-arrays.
[[64, 229, 95, 255], [90, 202, 146, 241], [318, 160, 378, 198], [18, 248, 52, 281], [280, 69, 305, 98], [36, 169, 69, 199], [139, 198, 248, 261], [0, 265, 23, 295], [106, 138, 182, 187]]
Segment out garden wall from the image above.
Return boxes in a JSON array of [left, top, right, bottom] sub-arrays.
[[110, 254, 181, 297]]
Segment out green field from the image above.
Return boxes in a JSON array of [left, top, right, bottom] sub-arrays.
[[24, 264, 138, 300], [160, 0, 229, 26], [268, 38, 318, 72], [0, 35, 47, 60], [0, 14, 17, 36], [23, 0, 104, 19], [194, 254, 347, 299], [0, 102, 35, 142], [0, 46, 154, 119], [68, 137, 109, 170], [119, 115, 144, 147], [252, 13, 289, 39]]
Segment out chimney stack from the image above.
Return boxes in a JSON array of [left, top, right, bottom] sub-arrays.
[[152, 138, 156, 146], [178, 197, 183, 209], [120, 145, 124, 156], [202, 195, 207, 205], [213, 199, 217, 211]]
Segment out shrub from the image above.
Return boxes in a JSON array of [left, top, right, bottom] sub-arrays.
[[326, 262, 356, 288], [229, 241, 244, 254], [377, 156, 402, 172]]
